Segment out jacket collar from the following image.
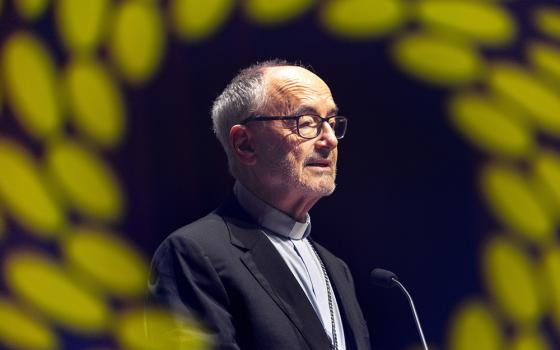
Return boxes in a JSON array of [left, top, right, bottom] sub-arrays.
[[215, 193, 332, 349], [214, 194, 368, 349], [233, 181, 311, 239]]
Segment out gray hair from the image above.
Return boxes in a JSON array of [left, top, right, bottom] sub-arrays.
[[211, 59, 291, 176]]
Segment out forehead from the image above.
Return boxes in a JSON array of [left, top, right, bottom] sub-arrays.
[[263, 66, 336, 114]]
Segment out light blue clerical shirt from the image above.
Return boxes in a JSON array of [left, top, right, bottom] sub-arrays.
[[234, 181, 346, 349]]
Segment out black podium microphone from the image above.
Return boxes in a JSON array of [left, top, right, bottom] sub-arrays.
[[370, 268, 429, 350]]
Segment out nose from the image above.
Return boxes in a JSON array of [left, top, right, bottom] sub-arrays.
[[317, 121, 338, 150]]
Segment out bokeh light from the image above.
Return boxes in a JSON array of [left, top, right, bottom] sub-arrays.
[[169, 0, 234, 41], [509, 330, 551, 350], [489, 62, 560, 137], [539, 246, 560, 332], [447, 299, 503, 350], [244, 0, 314, 25], [4, 251, 111, 333], [481, 164, 554, 245], [532, 150, 560, 219], [55, 0, 110, 54], [449, 93, 534, 159], [392, 33, 483, 86], [14, 0, 49, 22], [119, 307, 213, 350], [63, 226, 148, 298], [415, 0, 516, 47], [482, 236, 544, 326], [108, 0, 165, 85], [2, 32, 63, 140], [0, 297, 58, 350], [64, 57, 126, 148], [528, 41, 560, 88], [0, 139, 64, 238], [46, 139, 124, 221], [0, 209, 5, 239], [320, 0, 406, 39], [534, 6, 560, 41]]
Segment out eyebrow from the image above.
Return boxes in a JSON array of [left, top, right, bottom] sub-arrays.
[[291, 105, 339, 116]]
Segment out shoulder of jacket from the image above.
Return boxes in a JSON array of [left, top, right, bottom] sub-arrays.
[[151, 211, 234, 265]]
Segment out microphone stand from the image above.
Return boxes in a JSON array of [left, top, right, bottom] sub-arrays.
[[392, 278, 429, 350]]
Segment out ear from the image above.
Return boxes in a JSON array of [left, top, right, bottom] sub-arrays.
[[230, 124, 257, 166]]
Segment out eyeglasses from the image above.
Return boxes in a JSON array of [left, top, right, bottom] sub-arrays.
[[240, 114, 348, 140]]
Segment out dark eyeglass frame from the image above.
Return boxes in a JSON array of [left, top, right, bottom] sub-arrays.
[[240, 115, 347, 140]]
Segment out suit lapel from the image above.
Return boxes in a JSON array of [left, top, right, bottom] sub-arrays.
[[216, 195, 332, 350]]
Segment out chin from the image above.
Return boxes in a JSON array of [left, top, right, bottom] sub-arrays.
[[302, 179, 336, 197], [319, 184, 336, 197]]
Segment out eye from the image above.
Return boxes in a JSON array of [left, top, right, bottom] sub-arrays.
[[298, 115, 319, 128]]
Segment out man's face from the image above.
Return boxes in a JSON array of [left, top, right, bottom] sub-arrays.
[[251, 66, 339, 198]]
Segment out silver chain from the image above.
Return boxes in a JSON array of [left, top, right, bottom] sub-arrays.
[[307, 240, 338, 350]]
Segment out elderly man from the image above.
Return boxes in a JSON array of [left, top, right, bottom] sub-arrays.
[[148, 61, 371, 350]]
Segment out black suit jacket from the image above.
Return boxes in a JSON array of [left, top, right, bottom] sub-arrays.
[[148, 194, 371, 350]]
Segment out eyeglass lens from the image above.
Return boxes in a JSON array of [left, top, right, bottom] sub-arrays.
[[297, 115, 347, 139]]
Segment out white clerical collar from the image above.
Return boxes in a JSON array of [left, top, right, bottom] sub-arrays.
[[234, 181, 311, 240]]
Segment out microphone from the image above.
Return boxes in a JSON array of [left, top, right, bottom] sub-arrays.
[[370, 268, 429, 350]]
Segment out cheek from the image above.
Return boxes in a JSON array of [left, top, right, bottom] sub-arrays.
[[285, 150, 304, 174], [280, 138, 305, 161], [291, 146, 309, 167], [257, 133, 286, 162]]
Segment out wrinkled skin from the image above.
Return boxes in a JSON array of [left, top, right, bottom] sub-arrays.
[[231, 66, 340, 221]]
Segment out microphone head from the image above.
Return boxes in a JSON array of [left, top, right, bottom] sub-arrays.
[[370, 268, 398, 288]]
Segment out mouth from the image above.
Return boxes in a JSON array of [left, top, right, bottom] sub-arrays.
[[305, 159, 332, 168]]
